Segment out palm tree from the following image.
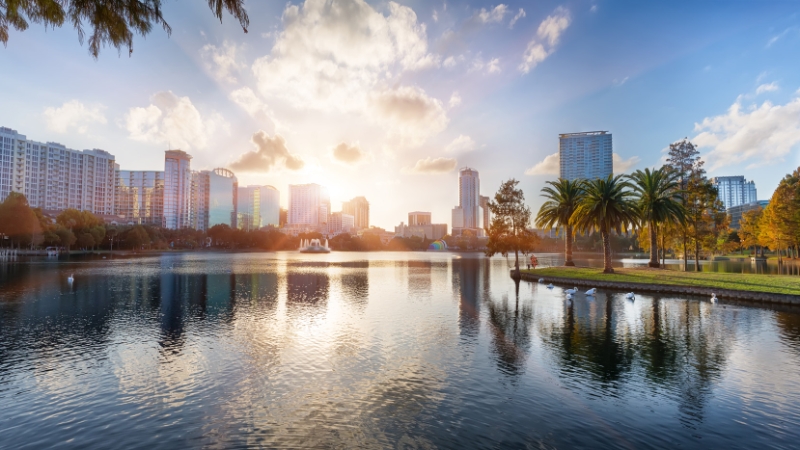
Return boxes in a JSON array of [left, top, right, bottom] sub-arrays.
[[536, 178, 585, 266], [628, 168, 685, 268], [572, 175, 639, 274]]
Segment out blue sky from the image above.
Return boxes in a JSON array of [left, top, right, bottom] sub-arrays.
[[2, 0, 799, 229]]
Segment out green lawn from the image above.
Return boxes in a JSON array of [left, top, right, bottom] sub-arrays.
[[522, 266, 800, 296]]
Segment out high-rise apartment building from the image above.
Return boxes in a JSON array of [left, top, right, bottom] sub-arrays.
[[163, 150, 192, 229], [409, 211, 431, 226], [190, 170, 210, 231], [288, 183, 330, 231], [208, 168, 238, 229], [236, 185, 280, 230], [342, 196, 369, 230], [712, 176, 757, 209], [456, 167, 480, 229], [0, 127, 115, 215], [329, 212, 355, 234], [559, 131, 613, 181], [479, 195, 490, 230], [115, 170, 165, 225]]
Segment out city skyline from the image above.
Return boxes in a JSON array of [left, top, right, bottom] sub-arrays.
[[1, 1, 799, 229]]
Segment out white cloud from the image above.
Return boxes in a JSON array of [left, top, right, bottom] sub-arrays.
[[756, 82, 779, 95], [487, 58, 501, 74], [693, 94, 800, 170], [228, 87, 277, 129], [229, 131, 304, 172], [590, 4, 598, 12], [614, 76, 629, 86], [477, 4, 509, 23], [612, 153, 640, 173], [524, 152, 559, 175], [252, 0, 438, 113], [519, 7, 571, 74], [767, 27, 797, 48], [445, 135, 476, 153], [448, 91, 462, 108], [43, 100, 106, 134], [369, 85, 448, 146], [509, 8, 526, 28], [443, 56, 457, 68], [432, 10, 438, 23], [470, 54, 501, 74], [404, 156, 457, 174], [125, 91, 229, 150], [200, 41, 243, 83], [331, 142, 370, 165]]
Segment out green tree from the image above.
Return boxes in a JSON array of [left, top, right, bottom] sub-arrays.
[[628, 167, 685, 268], [124, 225, 149, 250], [535, 178, 585, 266], [485, 179, 539, 277], [77, 232, 95, 249], [572, 175, 638, 274], [54, 225, 76, 249], [1, 0, 249, 58], [684, 178, 725, 271]]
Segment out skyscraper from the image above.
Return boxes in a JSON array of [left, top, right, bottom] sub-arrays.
[[342, 196, 369, 230], [0, 127, 116, 215], [208, 168, 237, 229], [479, 195, 490, 230], [190, 170, 210, 231], [288, 183, 330, 231], [116, 170, 165, 225], [712, 176, 757, 209], [236, 185, 280, 230], [163, 150, 192, 229], [457, 167, 480, 229], [559, 131, 613, 181]]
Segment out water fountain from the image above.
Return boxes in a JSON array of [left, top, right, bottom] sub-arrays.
[[299, 238, 331, 253]]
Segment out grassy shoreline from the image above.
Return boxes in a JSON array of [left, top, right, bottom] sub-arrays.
[[522, 266, 800, 296]]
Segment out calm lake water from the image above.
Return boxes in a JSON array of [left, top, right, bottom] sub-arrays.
[[2, 252, 800, 449]]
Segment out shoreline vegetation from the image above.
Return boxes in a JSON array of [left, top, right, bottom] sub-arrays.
[[522, 266, 800, 300]]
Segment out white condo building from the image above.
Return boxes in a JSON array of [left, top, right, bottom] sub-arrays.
[[288, 183, 330, 231], [712, 176, 757, 209], [0, 126, 115, 215], [559, 131, 613, 181], [457, 168, 480, 229], [164, 150, 193, 229]]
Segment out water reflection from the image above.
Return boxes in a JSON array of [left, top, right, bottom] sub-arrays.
[[1, 253, 800, 448]]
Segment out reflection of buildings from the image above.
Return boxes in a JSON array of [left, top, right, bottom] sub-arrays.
[[287, 272, 330, 303], [452, 258, 481, 338]]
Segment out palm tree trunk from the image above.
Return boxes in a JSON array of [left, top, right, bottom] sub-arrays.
[[602, 231, 614, 274], [565, 225, 575, 266], [648, 221, 659, 268]]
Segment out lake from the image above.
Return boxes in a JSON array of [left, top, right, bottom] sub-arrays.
[[1, 252, 799, 449]]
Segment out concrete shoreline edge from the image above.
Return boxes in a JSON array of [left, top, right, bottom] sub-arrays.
[[517, 271, 800, 305]]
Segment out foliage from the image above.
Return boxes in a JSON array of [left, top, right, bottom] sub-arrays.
[[628, 167, 685, 268], [1, 0, 249, 58], [571, 175, 638, 273], [536, 178, 585, 266], [0, 192, 39, 247], [485, 179, 539, 273], [739, 207, 763, 256]]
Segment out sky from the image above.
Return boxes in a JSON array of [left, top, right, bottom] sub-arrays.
[[2, 0, 800, 230]]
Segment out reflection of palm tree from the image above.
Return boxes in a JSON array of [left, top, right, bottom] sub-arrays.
[[640, 296, 678, 382]]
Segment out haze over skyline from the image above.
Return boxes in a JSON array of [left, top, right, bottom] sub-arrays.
[[2, 0, 799, 229]]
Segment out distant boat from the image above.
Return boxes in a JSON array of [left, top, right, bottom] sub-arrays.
[[299, 238, 331, 254]]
